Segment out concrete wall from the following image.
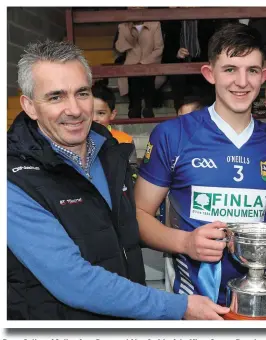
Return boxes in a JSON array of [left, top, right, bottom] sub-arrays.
[[7, 7, 66, 95]]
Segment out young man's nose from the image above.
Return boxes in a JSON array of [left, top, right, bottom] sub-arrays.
[[234, 70, 248, 88]]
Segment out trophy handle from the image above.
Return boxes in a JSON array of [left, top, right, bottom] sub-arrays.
[[222, 228, 244, 264]]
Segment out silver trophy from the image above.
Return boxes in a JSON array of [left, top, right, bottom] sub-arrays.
[[226, 222, 266, 317]]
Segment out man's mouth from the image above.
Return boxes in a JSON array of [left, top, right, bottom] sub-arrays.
[[229, 91, 250, 97], [62, 121, 83, 127]]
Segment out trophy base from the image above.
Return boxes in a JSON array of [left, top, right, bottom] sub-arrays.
[[226, 277, 266, 317], [223, 310, 266, 320]]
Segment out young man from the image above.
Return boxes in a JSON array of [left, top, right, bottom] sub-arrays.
[[92, 81, 133, 144], [135, 23, 266, 305], [7, 40, 228, 320]]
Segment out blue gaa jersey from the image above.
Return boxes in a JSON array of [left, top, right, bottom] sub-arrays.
[[139, 103, 266, 305]]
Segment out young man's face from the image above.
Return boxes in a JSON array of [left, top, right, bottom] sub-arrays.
[[93, 97, 116, 127], [203, 49, 266, 116], [21, 60, 93, 150]]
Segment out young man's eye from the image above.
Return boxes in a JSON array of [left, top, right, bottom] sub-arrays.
[[249, 68, 258, 74], [225, 68, 234, 73], [98, 111, 106, 116]]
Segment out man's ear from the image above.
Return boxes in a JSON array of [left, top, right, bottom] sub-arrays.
[[261, 67, 266, 85], [201, 64, 215, 85], [110, 109, 117, 121], [20, 95, 38, 120]]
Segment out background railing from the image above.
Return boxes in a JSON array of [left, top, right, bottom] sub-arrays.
[[66, 7, 266, 79]]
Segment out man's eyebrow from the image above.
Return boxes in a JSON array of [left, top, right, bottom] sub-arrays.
[[221, 64, 262, 69], [221, 64, 237, 68], [76, 86, 91, 93], [43, 87, 90, 99], [248, 65, 262, 69], [44, 90, 66, 98]]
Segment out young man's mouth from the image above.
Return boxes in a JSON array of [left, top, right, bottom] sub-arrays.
[[229, 91, 250, 97]]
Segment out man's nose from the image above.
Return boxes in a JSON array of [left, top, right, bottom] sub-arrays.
[[65, 97, 82, 116], [234, 70, 248, 88]]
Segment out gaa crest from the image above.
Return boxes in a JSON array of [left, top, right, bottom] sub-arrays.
[[260, 161, 266, 182], [143, 142, 153, 164]]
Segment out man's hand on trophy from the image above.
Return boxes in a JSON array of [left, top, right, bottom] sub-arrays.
[[184, 295, 230, 320], [183, 221, 227, 262]]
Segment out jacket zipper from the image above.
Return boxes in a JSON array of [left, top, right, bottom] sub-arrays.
[[123, 247, 128, 260], [115, 160, 130, 279]]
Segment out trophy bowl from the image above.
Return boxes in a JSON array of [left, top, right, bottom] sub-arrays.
[[226, 222, 266, 269], [226, 222, 266, 318]]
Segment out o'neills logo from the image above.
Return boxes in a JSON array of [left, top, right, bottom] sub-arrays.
[[190, 186, 266, 223], [12, 166, 40, 173]]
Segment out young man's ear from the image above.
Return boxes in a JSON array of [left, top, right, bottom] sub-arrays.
[[261, 67, 266, 85], [20, 95, 38, 120], [110, 109, 117, 121], [201, 64, 215, 85]]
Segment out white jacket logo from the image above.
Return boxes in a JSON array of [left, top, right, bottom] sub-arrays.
[[60, 198, 83, 205], [192, 158, 217, 169], [12, 166, 40, 173]]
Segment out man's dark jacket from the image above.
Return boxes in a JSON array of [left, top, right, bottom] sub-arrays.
[[7, 112, 146, 320]]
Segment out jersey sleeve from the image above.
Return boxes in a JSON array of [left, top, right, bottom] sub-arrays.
[[139, 120, 180, 187]]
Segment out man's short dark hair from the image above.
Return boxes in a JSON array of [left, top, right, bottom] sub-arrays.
[[91, 80, 116, 111], [208, 22, 265, 63]]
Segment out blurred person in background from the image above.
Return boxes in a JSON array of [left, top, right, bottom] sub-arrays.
[[115, 7, 164, 118]]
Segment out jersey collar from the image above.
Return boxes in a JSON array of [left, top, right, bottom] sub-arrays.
[[208, 103, 254, 149]]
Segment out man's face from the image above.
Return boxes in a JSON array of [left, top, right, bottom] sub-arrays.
[[208, 49, 265, 115], [24, 60, 93, 150], [93, 97, 116, 127]]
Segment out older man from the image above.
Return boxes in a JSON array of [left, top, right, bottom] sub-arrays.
[[7, 40, 228, 320]]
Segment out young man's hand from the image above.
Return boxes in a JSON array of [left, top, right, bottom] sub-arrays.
[[184, 295, 230, 320], [183, 221, 227, 262]]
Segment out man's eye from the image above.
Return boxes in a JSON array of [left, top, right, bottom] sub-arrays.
[[249, 68, 258, 74], [78, 92, 90, 97], [225, 68, 234, 73], [98, 112, 106, 116], [49, 96, 61, 102]]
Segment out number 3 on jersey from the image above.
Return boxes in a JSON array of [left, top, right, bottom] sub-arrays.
[[233, 165, 244, 182]]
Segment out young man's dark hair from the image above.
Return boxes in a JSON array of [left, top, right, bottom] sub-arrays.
[[208, 22, 265, 63], [91, 80, 116, 111]]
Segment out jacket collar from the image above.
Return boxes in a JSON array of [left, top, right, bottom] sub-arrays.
[[7, 111, 121, 169]]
